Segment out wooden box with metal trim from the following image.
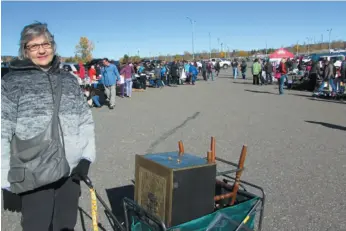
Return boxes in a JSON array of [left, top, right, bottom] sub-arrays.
[[134, 146, 216, 228]]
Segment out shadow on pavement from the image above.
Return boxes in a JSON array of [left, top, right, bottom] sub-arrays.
[[232, 81, 253, 84], [305, 121, 346, 132], [286, 92, 312, 97], [216, 76, 232, 79], [106, 184, 135, 224], [244, 89, 277, 95], [308, 98, 346, 104]]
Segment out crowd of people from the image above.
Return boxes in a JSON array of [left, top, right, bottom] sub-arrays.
[[78, 54, 346, 105], [81, 58, 229, 110], [250, 56, 346, 95]]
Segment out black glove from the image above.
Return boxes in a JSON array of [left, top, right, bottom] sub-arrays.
[[2, 189, 22, 213], [71, 159, 91, 181]]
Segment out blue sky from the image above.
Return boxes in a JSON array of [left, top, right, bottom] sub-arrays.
[[1, 1, 346, 60]]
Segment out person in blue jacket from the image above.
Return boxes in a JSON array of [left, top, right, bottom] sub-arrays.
[[161, 64, 167, 85], [189, 64, 198, 85], [101, 58, 120, 109], [184, 61, 190, 82], [138, 63, 145, 74]]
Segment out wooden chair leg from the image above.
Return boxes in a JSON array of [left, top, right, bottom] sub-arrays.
[[207, 151, 213, 163], [210, 137, 216, 163], [178, 140, 184, 156], [230, 145, 247, 205]]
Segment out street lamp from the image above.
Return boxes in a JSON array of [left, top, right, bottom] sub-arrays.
[[186, 16, 196, 60], [226, 45, 230, 59], [306, 37, 312, 55], [321, 34, 323, 49], [327, 28, 332, 52]]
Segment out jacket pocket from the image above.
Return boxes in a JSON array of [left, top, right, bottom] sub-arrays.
[[8, 167, 25, 183]]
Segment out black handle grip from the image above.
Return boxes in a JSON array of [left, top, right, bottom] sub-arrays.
[[81, 175, 93, 189]]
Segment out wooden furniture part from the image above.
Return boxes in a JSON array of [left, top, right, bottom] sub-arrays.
[[178, 141, 184, 156], [214, 145, 248, 206], [207, 151, 213, 163], [210, 137, 216, 163]]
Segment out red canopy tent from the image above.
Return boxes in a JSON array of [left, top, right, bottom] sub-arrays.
[[269, 48, 294, 59]]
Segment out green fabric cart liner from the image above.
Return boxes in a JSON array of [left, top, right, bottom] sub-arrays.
[[131, 197, 259, 231]]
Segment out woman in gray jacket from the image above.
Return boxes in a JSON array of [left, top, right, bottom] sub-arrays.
[[1, 22, 96, 231]]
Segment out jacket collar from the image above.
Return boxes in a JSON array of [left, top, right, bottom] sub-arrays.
[[9, 55, 61, 73]]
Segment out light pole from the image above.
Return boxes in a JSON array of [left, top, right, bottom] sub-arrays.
[[226, 45, 230, 59], [321, 34, 323, 49], [327, 28, 332, 52], [186, 16, 196, 60], [296, 40, 299, 56], [217, 38, 220, 52], [209, 32, 211, 59], [306, 37, 312, 55]]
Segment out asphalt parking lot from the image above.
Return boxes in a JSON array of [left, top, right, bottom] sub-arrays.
[[2, 67, 346, 231]]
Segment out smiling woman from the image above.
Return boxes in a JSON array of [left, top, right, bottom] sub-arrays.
[[18, 23, 56, 63], [1, 22, 96, 231]]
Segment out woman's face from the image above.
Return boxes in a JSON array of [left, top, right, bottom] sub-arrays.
[[25, 35, 54, 68]]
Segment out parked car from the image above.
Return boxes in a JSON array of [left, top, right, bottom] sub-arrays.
[[209, 58, 231, 69], [330, 48, 346, 53], [189, 61, 202, 68], [59, 62, 83, 85], [60, 62, 80, 76]]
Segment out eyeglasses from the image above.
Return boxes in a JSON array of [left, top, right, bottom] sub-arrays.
[[25, 42, 52, 52]]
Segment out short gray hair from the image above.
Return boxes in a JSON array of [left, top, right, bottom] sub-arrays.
[[18, 22, 56, 60]]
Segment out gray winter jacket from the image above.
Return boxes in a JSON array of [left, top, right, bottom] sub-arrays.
[[1, 56, 96, 189], [324, 63, 334, 80]]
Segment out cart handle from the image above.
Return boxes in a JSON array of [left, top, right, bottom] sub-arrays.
[[81, 176, 126, 231], [82, 175, 94, 189]]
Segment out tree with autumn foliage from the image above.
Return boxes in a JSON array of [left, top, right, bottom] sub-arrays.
[[237, 51, 248, 57], [75, 37, 94, 63], [183, 51, 192, 61]]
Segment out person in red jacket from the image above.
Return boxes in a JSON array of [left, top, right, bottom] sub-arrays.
[[88, 65, 96, 82], [278, 58, 287, 95], [79, 62, 85, 79]]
